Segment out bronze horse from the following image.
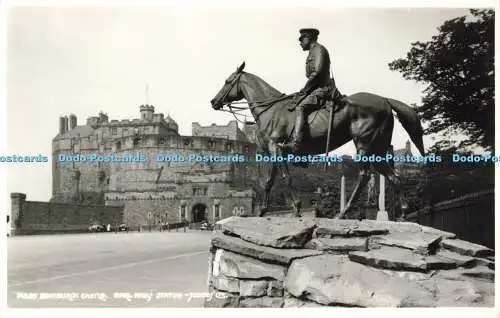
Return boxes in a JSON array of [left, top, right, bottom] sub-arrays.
[[210, 62, 425, 220]]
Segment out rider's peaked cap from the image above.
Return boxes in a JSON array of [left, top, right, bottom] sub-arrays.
[[299, 28, 320, 40]]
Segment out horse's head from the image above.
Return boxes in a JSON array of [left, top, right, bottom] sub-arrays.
[[210, 62, 246, 110]]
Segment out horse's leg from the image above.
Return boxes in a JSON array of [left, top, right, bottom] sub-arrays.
[[372, 161, 409, 221], [269, 139, 302, 217], [278, 162, 302, 217], [335, 151, 371, 220], [259, 164, 278, 217]]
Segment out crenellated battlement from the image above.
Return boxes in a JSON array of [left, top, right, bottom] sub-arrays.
[[104, 190, 254, 202], [192, 120, 249, 142], [51, 129, 256, 155]]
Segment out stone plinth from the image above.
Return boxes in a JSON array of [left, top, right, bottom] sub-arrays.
[[205, 217, 495, 308]]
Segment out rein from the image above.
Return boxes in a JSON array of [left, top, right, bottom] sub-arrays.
[[218, 72, 294, 125]]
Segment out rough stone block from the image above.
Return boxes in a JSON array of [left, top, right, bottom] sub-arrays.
[[312, 219, 390, 237], [370, 232, 442, 255], [436, 250, 476, 268], [211, 231, 323, 265], [349, 246, 428, 272], [305, 237, 368, 253], [416, 278, 485, 306], [239, 296, 284, 308], [267, 280, 284, 297], [442, 239, 494, 257], [220, 216, 316, 248], [285, 254, 435, 307], [213, 276, 239, 293], [239, 280, 268, 297], [313, 219, 357, 237], [420, 226, 456, 239], [351, 220, 390, 236], [372, 220, 423, 233], [216, 249, 287, 280], [474, 257, 494, 270], [425, 256, 458, 270]]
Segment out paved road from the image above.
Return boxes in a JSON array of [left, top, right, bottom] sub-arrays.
[[7, 230, 213, 308]]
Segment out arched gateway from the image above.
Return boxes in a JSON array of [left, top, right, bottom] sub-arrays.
[[191, 203, 208, 223]]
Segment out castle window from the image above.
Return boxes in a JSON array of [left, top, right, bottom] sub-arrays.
[[245, 145, 249, 153], [208, 140, 216, 149], [203, 188, 208, 196], [112, 128, 117, 135], [159, 137, 166, 145], [225, 142, 232, 151], [106, 178, 110, 185], [184, 138, 191, 146], [116, 141, 121, 150]]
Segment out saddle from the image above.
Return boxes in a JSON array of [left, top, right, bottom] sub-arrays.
[[288, 79, 348, 112]]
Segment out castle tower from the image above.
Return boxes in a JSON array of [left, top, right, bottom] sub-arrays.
[[140, 104, 155, 121], [59, 116, 67, 135], [72, 168, 81, 202], [64, 116, 69, 133], [405, 140, 412, 155], [10, 192, 26, 235], [69, 114, 77, 130]]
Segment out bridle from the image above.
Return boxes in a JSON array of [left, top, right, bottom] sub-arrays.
[[215, 72, 293, 125]]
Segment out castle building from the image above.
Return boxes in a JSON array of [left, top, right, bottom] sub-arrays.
[[52, 105, 258, 228]]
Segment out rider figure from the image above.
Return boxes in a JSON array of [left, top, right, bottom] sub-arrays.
[[283, 28, 342, 153]]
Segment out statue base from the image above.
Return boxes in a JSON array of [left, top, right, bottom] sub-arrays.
[[376, 210, 389, 221]]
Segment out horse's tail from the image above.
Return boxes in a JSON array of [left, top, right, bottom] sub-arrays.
[[386, 98, 425, 156]]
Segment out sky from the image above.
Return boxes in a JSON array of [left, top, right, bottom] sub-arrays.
[[6, 6, 481, 201]]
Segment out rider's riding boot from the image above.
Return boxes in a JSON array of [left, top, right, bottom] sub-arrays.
[[287, 107, 306, 153]]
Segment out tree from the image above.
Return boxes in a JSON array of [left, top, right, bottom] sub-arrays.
[[389, 9, 494, 151]]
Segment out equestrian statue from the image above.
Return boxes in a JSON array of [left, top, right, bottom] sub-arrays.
[[210, 28, 425, 221]]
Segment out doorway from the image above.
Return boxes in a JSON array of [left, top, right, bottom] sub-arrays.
[[191, 203, 207, 223]]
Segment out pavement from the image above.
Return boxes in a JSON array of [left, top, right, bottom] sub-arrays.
[[7, 230, 213, 308]]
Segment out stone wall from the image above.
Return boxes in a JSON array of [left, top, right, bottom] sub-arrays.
[[407, 189, 494, 249], [105, 190, 254, 228], [10, 193, 124, 235], [205, 217, 494, 307]]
